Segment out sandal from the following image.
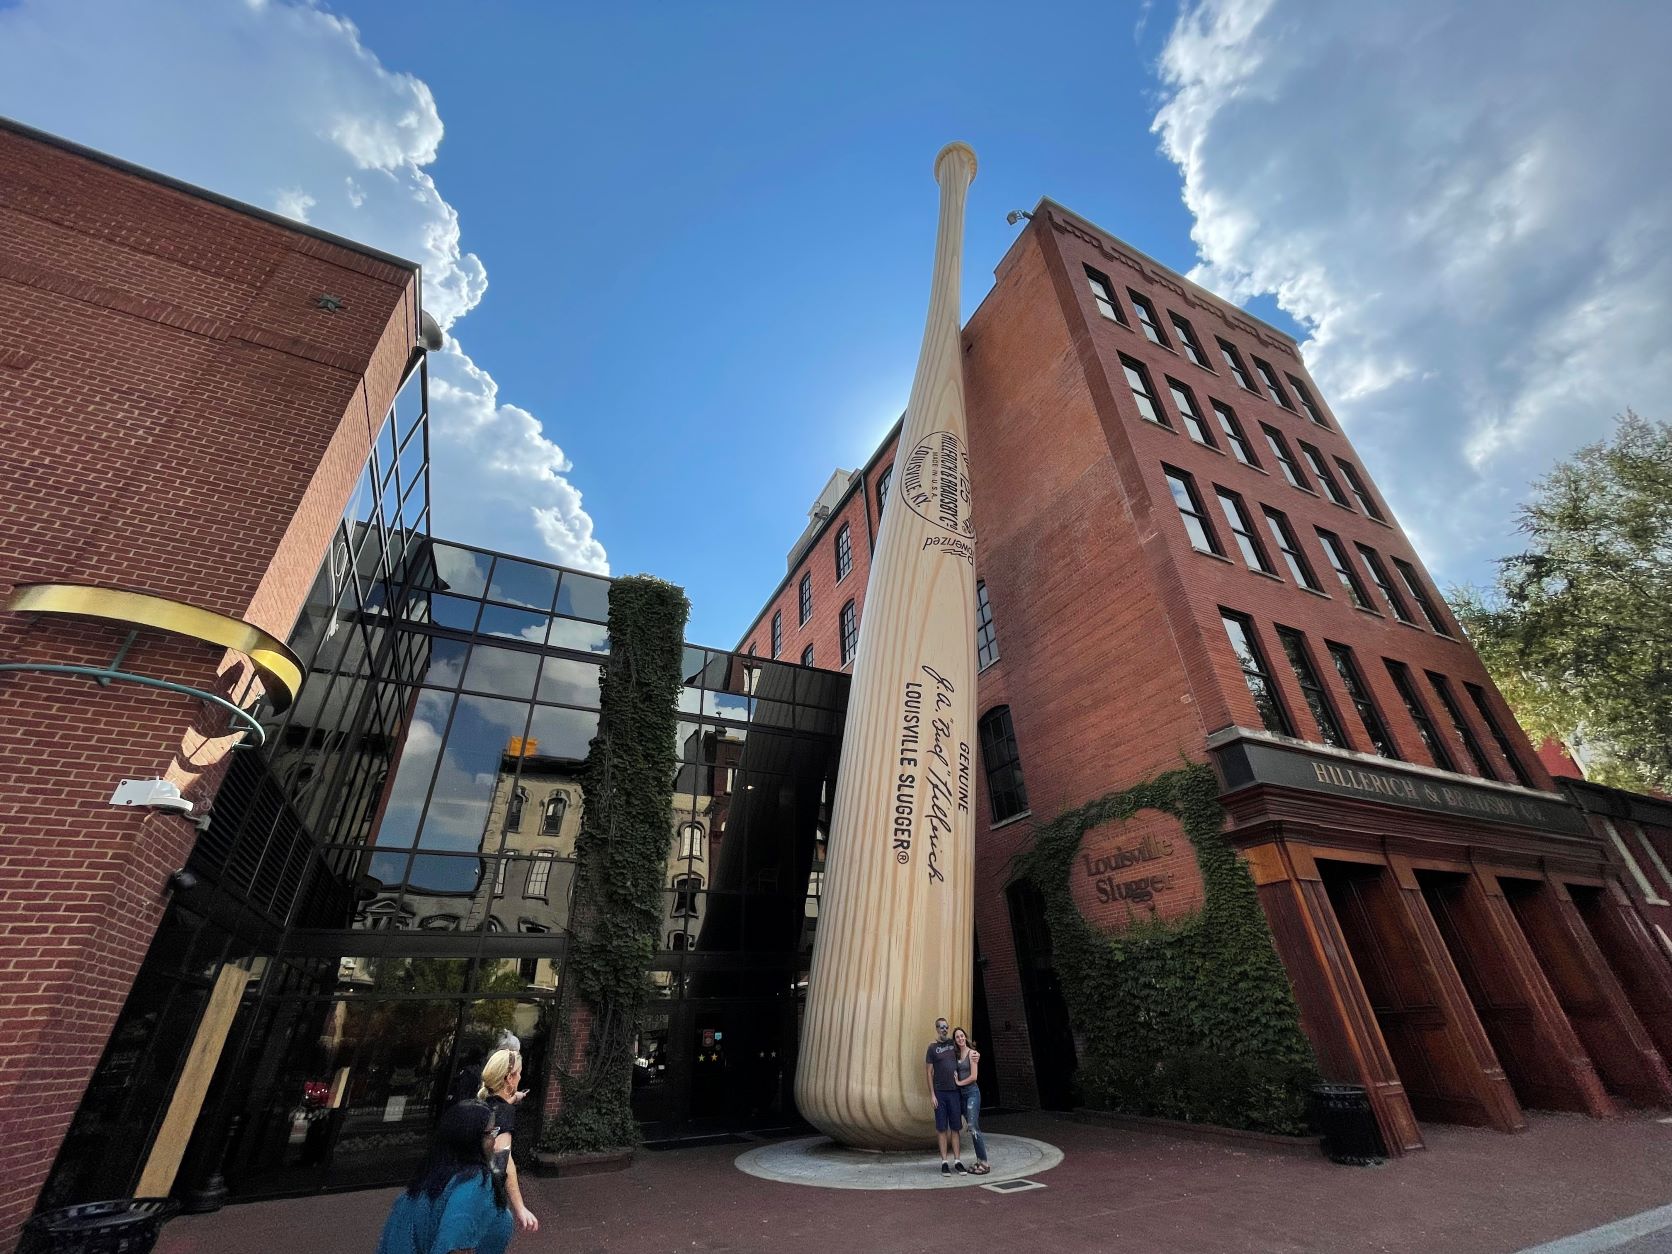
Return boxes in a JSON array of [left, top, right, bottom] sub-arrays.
[[972, 1162, 991, 1175]]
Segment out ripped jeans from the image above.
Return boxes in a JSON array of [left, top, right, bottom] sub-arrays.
[[960, 1085, 987, 1163]]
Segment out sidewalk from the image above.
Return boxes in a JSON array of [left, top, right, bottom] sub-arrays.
[[155, 1110, 1672, 1254]]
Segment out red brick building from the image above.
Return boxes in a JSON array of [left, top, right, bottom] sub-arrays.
[[0, 118, 422, 1243], [741, 201, 1672, 1152]]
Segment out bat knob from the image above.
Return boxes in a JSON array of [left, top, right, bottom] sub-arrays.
[[935, 142, 978, 186]]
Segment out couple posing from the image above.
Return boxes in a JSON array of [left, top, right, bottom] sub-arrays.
[[924, 1016, 989, 1176]]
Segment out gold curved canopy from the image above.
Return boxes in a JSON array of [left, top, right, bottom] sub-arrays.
[[3, 582, 304, 713]]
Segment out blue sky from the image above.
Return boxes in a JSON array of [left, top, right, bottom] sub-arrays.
[[1, 1, 1667, 650]]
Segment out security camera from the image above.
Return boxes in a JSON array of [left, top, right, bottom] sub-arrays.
[[167, 869, 200, 894], [109, 778, 194, 814]]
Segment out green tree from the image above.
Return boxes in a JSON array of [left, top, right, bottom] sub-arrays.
[[1450, 412, 1672, 792]]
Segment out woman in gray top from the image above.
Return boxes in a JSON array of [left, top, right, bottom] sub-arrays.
[[952, 1028, 989, 1174]]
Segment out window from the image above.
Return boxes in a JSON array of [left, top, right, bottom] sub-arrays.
[[1216, 489, 1274, 573], [1129, 291, 1169, 346], [1164, 466, 1221, 555], [1168, 379, 1217, 447], [1262, 425, 1310, 490], [672, 874, 702, 916], [746, 642, 756, 656], [839, 599, 858, 664], [1084, 265, 1127, 325], [1276, 627, 1347, 748], [1334, 459, 1385, 521], [668, 931, 691, 951], [1356, 545, 1414, 623], [835, 523, 853, 581], [1300, 442, 1351, 508], [1316, 529, 1372, 609], [1392, 558, 1450, 634], [526, 850, 556, 898], [1387, 660, 1454, 770], [798, 571, 813, 625], [1328, 643, 1399, 758], [1171, 313, 1209, 368], [771, 610, 782, 658], [1465, 683, 1533, 786], [1287, 375, 1329, 427], [1121, 355, 1168, 426], [1253, 358, 1293, 409], [976, 580, 999, 669], [1218, 339, 1255, 391], [541, 792, 568, 836], [494, 859, 508, 896], [1263, 508, 1322, 591], [801, 644, 814, 666], [1221, 611, 1293, 736], [1212, 401, 1259, 466], [1427, 672, 1496, 779], [978, 706, 1030, 822], [507, 786, 526, 832], [679, 822, 705, 860], [877, 466, 892, 516]]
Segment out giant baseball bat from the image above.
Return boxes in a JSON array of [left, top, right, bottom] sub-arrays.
[[795, 142, 978, 1149]]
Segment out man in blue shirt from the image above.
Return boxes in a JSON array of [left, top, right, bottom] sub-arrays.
[[924, 1016, 965, 1176]]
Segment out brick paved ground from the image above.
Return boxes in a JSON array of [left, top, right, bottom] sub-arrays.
[[155, 1110, 1672, 1254]]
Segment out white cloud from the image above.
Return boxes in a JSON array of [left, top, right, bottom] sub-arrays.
[[1152, 0, 1672, 579], [0, 0, 605, 571]]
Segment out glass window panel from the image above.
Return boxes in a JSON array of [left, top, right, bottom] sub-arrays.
[[431, 544, 491, 599], [373, 690, 454, 849], [526, 705, 600, 764], [421, 636, 470, 688], [428, 592, 482, 633], [487, 559, 560, 611], [678, 686, 705, 714], [416, 694, 533, 853], [538, 656, 603, 707], [397, 426, 426, 509], [546, 618, 610, 654], [556, 573, 611, 622], [461, 645, 541, 698], [378, 418, 399, 492], [477, 603, 549, 645]]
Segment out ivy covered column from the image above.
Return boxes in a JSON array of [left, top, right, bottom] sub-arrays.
[[543, 575, 688, 1154]]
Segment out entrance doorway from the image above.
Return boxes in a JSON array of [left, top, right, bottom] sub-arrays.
[[1568, 884, 1672, 1064], [1318, 859, 1504, 1127], [1006, 880, 1076, 1110]]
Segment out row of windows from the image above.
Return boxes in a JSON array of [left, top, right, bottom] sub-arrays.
[[1087, 265, 1331, 428], [1163, 464, 1451, 635], [1219, 608, 1531, 785], [1122, 354, 1386, 523]]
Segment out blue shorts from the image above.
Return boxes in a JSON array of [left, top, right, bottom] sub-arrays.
[[933, 1089, 962, 1132]]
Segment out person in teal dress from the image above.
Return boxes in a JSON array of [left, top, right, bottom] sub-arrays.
[[376, 1100, 514, 1254]]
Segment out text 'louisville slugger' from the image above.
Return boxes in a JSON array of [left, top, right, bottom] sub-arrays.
[[795, 142, 979, 1148]]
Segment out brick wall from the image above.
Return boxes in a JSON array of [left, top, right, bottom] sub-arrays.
[[0, 123, 418, 1241]]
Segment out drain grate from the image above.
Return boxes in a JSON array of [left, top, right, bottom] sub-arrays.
[[982, 1178, 1046, 1194]]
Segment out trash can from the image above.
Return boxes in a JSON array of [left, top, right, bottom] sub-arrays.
[[1310, 1082, 1386, 1166], [20, 1199, 181, 1254]]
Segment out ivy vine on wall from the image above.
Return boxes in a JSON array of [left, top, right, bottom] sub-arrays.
[[542, 575, 689, 1154], [1015, 764, 1317, 1134]]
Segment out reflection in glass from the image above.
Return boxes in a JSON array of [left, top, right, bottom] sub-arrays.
[[374, 690, 453, 849], [462, 646, 541, 699], [428, 594, 481, 633], [536, 657, 602, 708], [487, 559, 560, 611], [546, 619, 610, 654], [526, 705, 598, 764], [423, 637, 470, 688], [556, 573, 610, 622], [430, 544, 490, 598], [418, 695, 533, 853], [477, 604, 548, 645]]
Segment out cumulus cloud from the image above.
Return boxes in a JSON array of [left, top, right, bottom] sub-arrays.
[[0, 0, 605, 571], [1152, 0, 1672, 578]]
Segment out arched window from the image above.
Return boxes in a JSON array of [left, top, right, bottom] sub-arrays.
[[669, 931, 691, 951], [977, 706, 1030, 823], [834, 523, 853, 581], [678, 823, 705, 861], [839, 600, 858, 665], [526, 850, 556, 898], [507, 786, 527, 831], [877, 466, 893, 515], [542, 791, 567, 836], [798, 571, 813, 625], [672, 874, 703, 917]]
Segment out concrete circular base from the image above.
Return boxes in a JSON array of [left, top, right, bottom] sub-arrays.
[[735, 1133, 1063, 1191]]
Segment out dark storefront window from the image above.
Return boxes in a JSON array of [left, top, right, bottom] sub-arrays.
[[978, 706, 1030, 822]]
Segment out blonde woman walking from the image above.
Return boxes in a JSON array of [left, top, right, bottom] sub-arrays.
[[478, 1048, 540, 1235]]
